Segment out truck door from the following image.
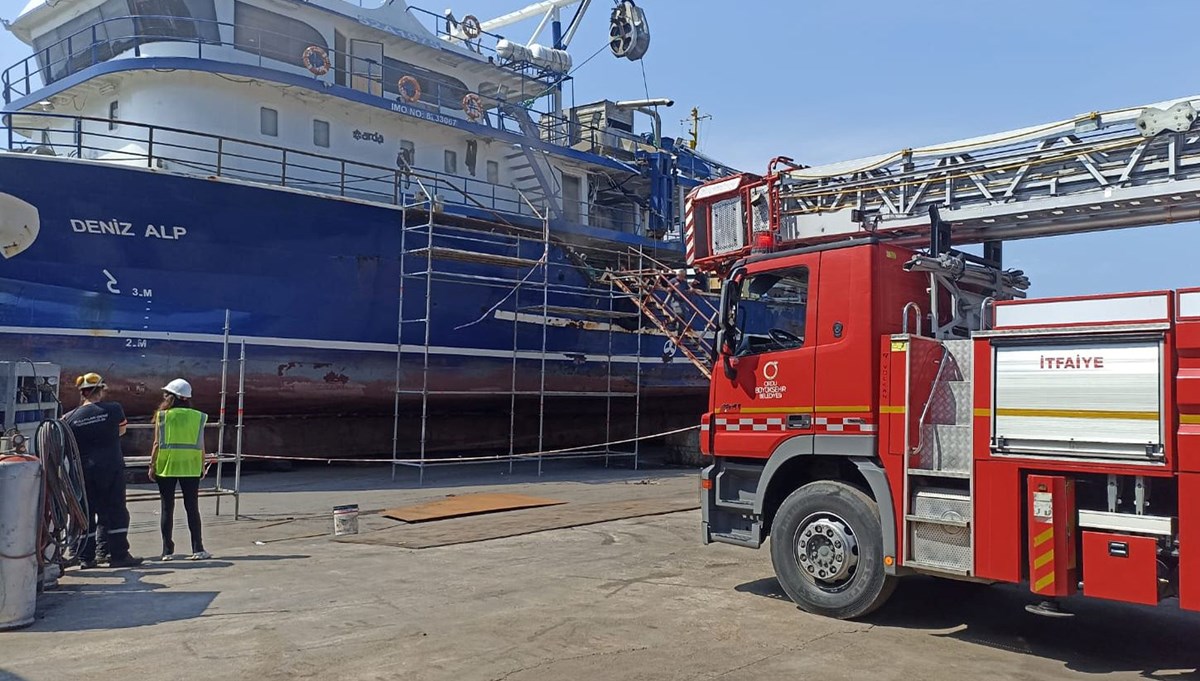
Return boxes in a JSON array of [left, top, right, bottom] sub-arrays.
[[710, 255, 819, 458]]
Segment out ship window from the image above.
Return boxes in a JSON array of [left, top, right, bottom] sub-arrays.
[[562, 174, 582, 224], [31, 0, 217, 84], [130, 0, 219, 45], [444, 150, 458, 174], [108, 101, 119, 130], [260, 107, 278, 137], [382, 57, 469, 109], [234, 2, 327, 66], [731, 267, 809, 356], [32, 0, 134, 84], [486, 160, 499, 185], [313, 119, 330, 148]]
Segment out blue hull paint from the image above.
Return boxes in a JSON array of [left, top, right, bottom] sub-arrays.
[[0, 154, 707, 422]]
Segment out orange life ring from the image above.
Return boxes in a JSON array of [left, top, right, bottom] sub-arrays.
[[398, 76, 422, 103], [301, 45, 330, 76], [461, 14, 481, 39], [462, 93, 484, 121]]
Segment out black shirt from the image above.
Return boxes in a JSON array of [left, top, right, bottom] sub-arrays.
[[63, 401, 127, 470]]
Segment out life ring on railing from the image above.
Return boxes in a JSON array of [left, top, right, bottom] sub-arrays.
[[462, 93, 485, 121], [460, 14, 482, 39], [301, 45, 330, 76], [398, 76, 422, 103]]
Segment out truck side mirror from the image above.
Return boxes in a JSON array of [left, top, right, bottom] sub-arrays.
[[716, 329, 738, 380], [717, 267, 746, 381]]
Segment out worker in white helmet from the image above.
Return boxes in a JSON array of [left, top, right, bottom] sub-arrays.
[[62, 372, 144, 569], [148, 378, 211, 561]]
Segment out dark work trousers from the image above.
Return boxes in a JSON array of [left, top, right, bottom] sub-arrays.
[[79, 465, 132, 562], [156, 476, 205, 555]]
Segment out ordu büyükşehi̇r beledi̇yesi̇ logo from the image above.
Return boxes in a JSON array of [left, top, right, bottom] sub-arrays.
[[0, 192, 40, 259]]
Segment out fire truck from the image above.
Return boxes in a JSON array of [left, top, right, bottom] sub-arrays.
[[685, 97, 1200, 619]]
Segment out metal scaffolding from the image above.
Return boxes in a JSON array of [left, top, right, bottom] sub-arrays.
[[389, 190, 651, 483], [125, 311, 245, 516]]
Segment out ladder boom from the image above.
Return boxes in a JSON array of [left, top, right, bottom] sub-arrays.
[[685, 96, 1200, 270]]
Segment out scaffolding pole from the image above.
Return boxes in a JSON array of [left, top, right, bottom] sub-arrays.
[[215, 308, 230, 515]]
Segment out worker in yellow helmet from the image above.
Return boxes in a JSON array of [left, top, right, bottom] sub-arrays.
[[148, 378, 211, 561], [62, 372, 143, 569]]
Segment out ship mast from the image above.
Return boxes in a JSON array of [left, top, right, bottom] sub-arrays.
[[686, 107, 711, 150]]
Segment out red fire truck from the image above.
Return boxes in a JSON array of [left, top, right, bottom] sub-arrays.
[[687, 98, 1200, 619]]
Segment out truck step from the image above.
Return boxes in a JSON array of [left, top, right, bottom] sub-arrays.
[[708, 530, 759, 548], [906, 514, 971, 528], [714, 498, 754, 512], [908, 468, 971, 479], [902, 560, 972, 577]]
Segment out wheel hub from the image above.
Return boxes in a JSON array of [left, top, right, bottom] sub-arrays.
[[796, 517, 859, 584]]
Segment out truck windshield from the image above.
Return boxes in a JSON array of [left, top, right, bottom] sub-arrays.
[[732, 266, 808, 355]]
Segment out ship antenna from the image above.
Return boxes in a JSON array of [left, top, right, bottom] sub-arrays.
[[684, 107, 711, 151]]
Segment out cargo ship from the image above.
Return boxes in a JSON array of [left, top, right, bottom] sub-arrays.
[[0, 0, 730, 456]]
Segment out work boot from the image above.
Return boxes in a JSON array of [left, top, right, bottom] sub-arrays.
[[78, 558, 100, 569], [108, 555, 144, 568]]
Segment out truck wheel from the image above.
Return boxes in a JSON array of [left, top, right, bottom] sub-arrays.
[[770, 481, 896, 619]]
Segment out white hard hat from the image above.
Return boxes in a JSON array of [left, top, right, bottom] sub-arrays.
[[162, 378, 193, 399]]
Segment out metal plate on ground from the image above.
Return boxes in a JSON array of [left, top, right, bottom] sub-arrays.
[[345, 497, 698, 549], [382, 493, 565, 523]]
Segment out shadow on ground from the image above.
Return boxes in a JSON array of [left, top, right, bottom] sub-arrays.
[[21, 554, 309, 633], [737, 575, 1200, 677]]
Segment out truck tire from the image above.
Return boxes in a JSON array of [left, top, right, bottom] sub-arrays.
[[769, 480, 896, 619]]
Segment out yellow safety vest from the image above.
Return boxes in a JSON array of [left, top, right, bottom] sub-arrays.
[[154, 408, 207, 478]]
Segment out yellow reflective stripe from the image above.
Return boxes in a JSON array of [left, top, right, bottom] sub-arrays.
[[880, 405, 906, 414], [1034, 573, 1056, 591], [1181, 414, 1200, 425], [1033, 550, 1055, 569], [1033, 527, 1054, 547], [996, 408, 1159, 421], [974, 408, 991, 417]]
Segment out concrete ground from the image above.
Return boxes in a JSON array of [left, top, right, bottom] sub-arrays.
[[2, 461, 1198, 681]]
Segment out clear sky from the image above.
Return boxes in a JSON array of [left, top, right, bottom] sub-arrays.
[[2, 0, 1198, 297]]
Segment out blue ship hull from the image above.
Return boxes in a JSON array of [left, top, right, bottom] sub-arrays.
[[0, 154, 709, 455]]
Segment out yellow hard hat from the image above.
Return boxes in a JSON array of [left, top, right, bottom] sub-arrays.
[[75, 372, 105, 390]]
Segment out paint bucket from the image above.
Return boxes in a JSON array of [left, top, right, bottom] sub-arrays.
[[333, 504, 359, 536]]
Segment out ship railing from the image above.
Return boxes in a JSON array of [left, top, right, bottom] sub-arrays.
[[0, 15, 648, 159], [403, 5, 573, 87], [1, 110, 646, 233]]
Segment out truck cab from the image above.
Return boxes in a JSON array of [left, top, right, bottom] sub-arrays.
[[701, 240, 927, 618]]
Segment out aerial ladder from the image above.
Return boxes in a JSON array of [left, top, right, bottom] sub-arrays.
[[631, 95, 1200, 375], [685, 95, 1200, 331]]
